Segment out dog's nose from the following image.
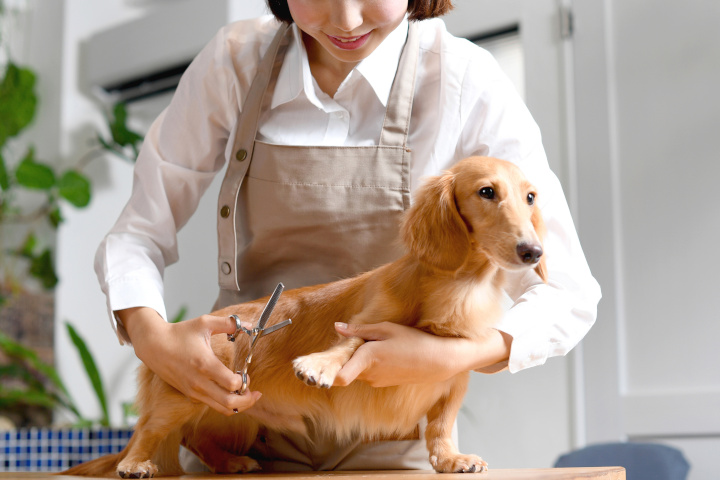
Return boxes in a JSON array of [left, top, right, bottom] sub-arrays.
[[517, 243, 543, 264]]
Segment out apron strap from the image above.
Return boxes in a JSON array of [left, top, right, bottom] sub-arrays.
[[217, 23, 291, 290], [379, 21, 420, 148]]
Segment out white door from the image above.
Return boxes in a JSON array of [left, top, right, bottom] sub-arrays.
[[443, 0, 585, 469]]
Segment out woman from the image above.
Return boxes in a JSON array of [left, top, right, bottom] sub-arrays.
[[96, 0, 601, 470]]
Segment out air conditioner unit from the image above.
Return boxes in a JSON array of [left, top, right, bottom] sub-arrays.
[[81, 0, 228, 103]]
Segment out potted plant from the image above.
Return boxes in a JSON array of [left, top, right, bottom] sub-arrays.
[[0, 324, 136, 471], [1, 1, 144, 470]]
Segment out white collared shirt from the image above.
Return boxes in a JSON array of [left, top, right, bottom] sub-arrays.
[[96, 16, 601, 373]]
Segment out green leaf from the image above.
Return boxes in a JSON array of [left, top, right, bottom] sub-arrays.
[[18, 233, 37, 258], [108, 103, 143, 154], [0, 151, 9, 190], [14, 236, 60, 289], [122, 401, 138, 424], [0, 363, 45, 391], [0, 63, 38, 147], [96, 133, 112, 151], [0, 331, 68, 397], [170, 306, 188, 323], [58, 170, 91, 207], [15, 148, 56, 190], [0, 331, 82, 419], [66, 322, 109, 427], [29, 248, 58, 289], [48, 207, 63, 228], [0, 386, 58, 409]]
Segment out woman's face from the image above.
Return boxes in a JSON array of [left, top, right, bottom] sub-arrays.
[[287, 0, 409, 68]]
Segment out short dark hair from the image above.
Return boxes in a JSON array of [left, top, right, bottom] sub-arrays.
[[266, 0, 454, 24]]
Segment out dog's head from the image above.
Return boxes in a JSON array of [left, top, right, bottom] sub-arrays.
[[401, 156, 547, 281]]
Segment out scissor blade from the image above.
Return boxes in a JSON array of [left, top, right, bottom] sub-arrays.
[[260, 319, 292, 336], [256, 282, 284, 331]]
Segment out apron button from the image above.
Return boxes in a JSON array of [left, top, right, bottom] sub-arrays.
[[221, 262, 232, 275], [235, 149, 247, 161], [220, 205, 231, 218]]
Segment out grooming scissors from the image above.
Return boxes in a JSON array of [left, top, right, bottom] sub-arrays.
[[227, 283, 292, 399]]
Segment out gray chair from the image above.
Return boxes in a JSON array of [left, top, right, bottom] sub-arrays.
[[554, 442, 690, 480]]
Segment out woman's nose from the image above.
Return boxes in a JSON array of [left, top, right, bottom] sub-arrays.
[[332, 0, 363, 32]]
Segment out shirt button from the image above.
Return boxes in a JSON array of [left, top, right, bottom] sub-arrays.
[[221, 262, 232, 275], [235, 149, 247, 161], [220, 206, 231, 218]]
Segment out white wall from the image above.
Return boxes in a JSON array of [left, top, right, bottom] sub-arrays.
[[573, 0, 720, 478]]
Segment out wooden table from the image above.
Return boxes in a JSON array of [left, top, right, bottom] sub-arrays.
[[0, 468, 625, 479]]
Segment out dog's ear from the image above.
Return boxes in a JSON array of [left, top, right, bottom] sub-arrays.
[[401, 172, 472, 271], [531, 203, 548, 283]]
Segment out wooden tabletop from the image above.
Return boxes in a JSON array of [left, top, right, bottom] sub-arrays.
[[0, 468, 625, 479]]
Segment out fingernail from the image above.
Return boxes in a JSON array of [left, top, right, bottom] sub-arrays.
[[335, 322, 348, 330]]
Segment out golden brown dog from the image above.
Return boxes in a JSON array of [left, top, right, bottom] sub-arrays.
[[64, 156, 547, 478]]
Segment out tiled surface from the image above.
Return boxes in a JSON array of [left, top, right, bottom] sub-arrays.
[[0, 428, 132, 472]]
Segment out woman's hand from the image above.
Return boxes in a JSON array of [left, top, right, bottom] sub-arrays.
[[332, 322, 512, 387], [117, 307, 262, 416]]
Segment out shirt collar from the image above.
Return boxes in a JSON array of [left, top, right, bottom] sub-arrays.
[[271, 18, 409, 110], [355, 17, 408, 107], [270, 24, 313, 110]]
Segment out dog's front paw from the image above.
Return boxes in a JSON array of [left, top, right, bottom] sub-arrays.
[[293, 354, 342, 389], [430, 453, 488, 473], [117, 460, 158, 478]]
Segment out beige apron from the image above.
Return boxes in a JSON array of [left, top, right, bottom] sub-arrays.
[[209, 21, 431, 471]]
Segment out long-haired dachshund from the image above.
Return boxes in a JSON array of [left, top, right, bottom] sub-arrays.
[[64, 156, 547, 477]]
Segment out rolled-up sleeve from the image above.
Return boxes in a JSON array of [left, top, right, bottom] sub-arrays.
[[94, 24, 238, 344]]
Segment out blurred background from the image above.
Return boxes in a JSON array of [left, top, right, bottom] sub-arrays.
[[0, 0, 718, 478]]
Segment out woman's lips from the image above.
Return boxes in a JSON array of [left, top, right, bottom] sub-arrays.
[[327, 32, 371, 50]]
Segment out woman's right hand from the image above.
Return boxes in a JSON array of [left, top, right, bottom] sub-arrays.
[[117, 307, 262, 416]]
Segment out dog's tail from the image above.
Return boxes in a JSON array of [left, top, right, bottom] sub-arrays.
[[56, 434, 134, 478], [58, 452, 122, 477]]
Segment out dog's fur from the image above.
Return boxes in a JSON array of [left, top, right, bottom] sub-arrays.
[[63, 156, 547, 478]]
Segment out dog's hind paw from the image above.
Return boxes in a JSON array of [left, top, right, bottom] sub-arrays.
[[117, 460, 158, 478], [430, 453, 488, 474], [293, 354, 341, 389]]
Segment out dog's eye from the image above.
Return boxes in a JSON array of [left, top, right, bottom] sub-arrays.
[[478, 187, 495, 200], [527, 193, 535, 205]]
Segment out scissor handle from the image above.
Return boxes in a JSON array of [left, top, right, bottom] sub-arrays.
[[227, 314, 252, 342], [239, 371, 249, 395]]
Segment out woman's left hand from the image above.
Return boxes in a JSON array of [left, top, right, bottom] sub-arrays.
[[332, 322, 511, 387]]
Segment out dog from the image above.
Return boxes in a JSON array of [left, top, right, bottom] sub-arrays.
[[63, 156, 547, 478]]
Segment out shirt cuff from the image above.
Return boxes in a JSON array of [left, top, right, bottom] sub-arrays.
[[105, 276, 167, 346], [496, 299, 552, 373], [495, 282, 598, 373]]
